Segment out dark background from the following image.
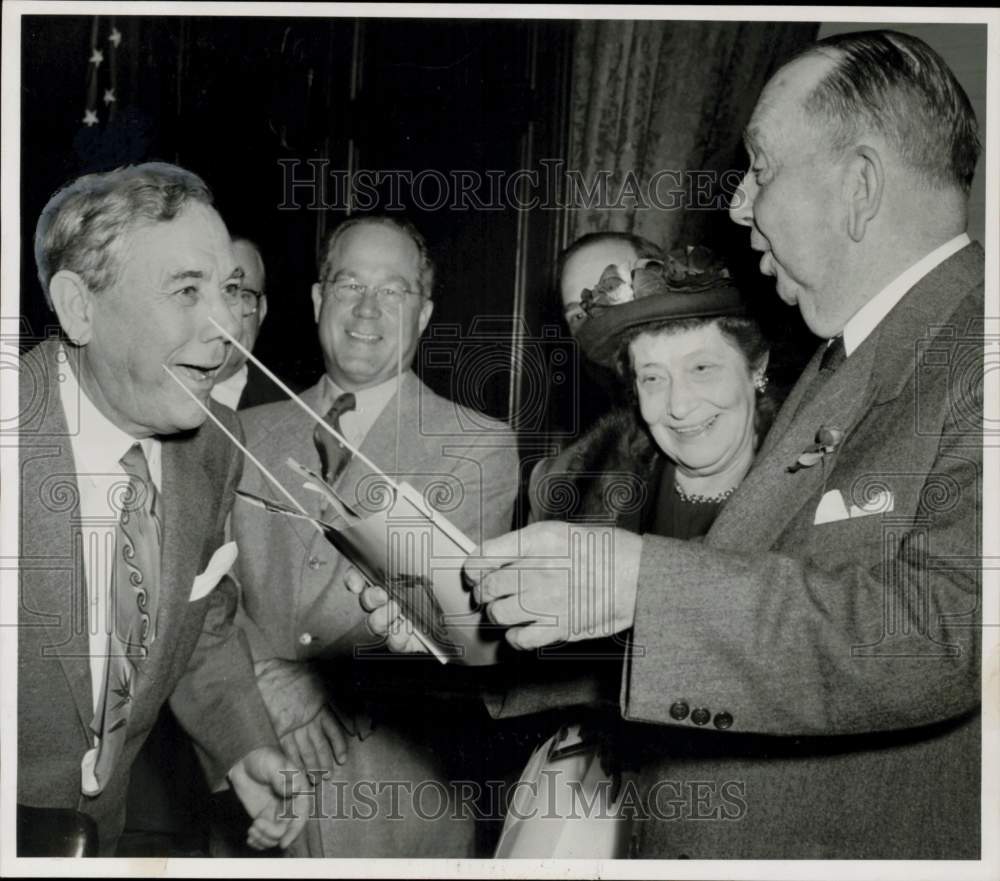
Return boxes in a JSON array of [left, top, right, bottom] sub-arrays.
[[21, 15, 577, 430], [20, 14, 815, 444]]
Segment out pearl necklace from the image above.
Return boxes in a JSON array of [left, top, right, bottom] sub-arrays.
[[674, 482, 737, 504]]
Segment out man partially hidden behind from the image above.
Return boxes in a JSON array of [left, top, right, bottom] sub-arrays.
[[230, 215, 519, 856], [210, 235, 281, 410], [558, 232, 663, 338], [17, 162, 311, 856], [555, 232, 663, 433]]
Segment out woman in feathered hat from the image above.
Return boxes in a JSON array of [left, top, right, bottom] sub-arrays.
[[532, 244, 777, 535], [496, 246, 782, 859]]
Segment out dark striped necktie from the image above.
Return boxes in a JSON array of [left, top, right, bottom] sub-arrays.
[[313, 392, 357, 485]]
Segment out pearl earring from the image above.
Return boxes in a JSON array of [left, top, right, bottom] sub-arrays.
[[753, 372, 768, 393]]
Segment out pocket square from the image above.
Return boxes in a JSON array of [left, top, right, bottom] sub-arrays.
[[814, 489, 850, 524], [814, 488, 895, 524], [189, 541, 238, 601]]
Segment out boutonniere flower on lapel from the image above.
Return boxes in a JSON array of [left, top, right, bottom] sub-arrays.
[[788, 426, 844, 473]]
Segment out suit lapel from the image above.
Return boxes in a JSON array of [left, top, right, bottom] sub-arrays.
[[128, 432, 214, 707], [249, 381, 327, 513], [246, 382, 333, 583], [709, 338, 880, 551], [757, 343, 825, 460], [31, 467, 96, 737], [21, 342, 96, 735], [331, 372, 429, 523], [710, 242, 983, 553]]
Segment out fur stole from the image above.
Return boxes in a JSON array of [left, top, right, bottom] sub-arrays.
[[529, 408, 665, 524]]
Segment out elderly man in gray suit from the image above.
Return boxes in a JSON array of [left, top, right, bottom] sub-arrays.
[[17, 163, 311, 856], [358, 31, 985, 859], [230, 214, 519, 857]]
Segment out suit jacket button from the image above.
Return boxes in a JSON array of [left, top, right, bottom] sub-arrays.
[[307, 555, 322, 570], [669, 701, 690, 720], [713, 711, 733, 729], [691, 707, 710, 726]]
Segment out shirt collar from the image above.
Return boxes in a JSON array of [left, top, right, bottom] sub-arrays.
[[841, 233, 970, 356], [58, 344, 161, 488], [320, 372, 403, 417]]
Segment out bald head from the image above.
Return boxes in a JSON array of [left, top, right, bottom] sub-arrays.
[[799, 30, 980, 194], [730, 32, 976, 338], [558, 232, 663, 336]]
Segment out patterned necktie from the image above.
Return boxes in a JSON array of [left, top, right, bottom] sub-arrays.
[[313, 392, 357, 486], [82, 443, 162, 796]]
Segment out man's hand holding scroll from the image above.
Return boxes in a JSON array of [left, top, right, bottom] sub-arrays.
[[347, 521, 644, 651]]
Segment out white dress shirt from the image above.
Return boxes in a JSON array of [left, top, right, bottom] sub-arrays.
[[841, 233, 970, 356], [210, 364, 248, 410], [57, 347, 162, 717]]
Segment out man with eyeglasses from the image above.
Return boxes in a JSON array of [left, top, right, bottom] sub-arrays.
[[210, 236, 275, 410], [228, 214, 519, 857]]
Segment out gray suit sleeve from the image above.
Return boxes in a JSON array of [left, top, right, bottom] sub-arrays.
[[624, 420, 981, 736], [169, 576, 280, 786], [168, 417, 280, 787]]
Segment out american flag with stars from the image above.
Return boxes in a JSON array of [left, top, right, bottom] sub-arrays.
[[82, 17, 122, 128]]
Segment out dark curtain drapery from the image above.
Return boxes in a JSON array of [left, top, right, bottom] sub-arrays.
[[566, 20, 819, 253]]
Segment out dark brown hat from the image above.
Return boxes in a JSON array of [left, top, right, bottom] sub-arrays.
[[575, 248, 745, 367]]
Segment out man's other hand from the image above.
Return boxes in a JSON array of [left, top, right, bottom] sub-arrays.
[[345, 567, 427, 654], [228, 745, 312, 850]]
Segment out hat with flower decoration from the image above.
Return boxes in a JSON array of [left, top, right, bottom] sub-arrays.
[[575, 244, 745, 367]]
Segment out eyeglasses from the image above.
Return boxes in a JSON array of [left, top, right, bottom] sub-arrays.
[[233, 287, 264, 318], [324, 279, 421, 310]]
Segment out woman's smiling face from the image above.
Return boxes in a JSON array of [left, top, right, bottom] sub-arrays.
[[630, 321, 759, 484]]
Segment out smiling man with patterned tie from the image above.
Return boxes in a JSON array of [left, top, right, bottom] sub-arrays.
[[229, 215, 519, 857], [16, 162, 311, 857]]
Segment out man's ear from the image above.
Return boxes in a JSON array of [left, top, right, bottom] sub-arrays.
[[49, 270, 95, 345], [311, 283, 322, 324], [846, 145, 884, 242], [257, 294, 269, 325], [417, 297, 434, 335]]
